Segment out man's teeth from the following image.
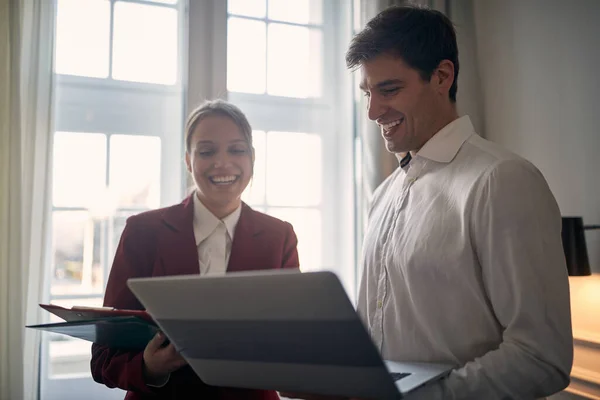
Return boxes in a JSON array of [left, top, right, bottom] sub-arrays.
[[382, 119, 403, 130], [210, 175, 237, 184]]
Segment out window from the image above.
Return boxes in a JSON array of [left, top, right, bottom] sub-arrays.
[[40, 0, 356, 398], [41, 0, 185, 399], [228, 0, 356, 293]]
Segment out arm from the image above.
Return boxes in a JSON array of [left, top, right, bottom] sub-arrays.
[[90, 215, 161, 394], [281, 222, 300, 269], [436, 159, 573, 399]]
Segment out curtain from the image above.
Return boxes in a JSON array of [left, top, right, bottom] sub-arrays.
[[0, 0, 55, 399]]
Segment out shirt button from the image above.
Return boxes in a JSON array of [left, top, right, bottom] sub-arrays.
[[408, 177, 416, 184], [377, 300, 383, 309]]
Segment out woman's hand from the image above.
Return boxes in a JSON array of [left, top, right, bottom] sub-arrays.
[[142, 331, 187, 385]]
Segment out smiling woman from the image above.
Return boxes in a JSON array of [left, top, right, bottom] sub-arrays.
[[90, 99, 301, 400], [184, 100, 255, 219]]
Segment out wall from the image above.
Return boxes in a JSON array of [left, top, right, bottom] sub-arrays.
[[472, 0, 600, 397]]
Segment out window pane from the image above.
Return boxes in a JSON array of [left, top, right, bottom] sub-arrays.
[[266, 132, 321, 206], [228, 0, 266, 18], [242, 131, 266, 205], [267, 24, 322, 98], [268, 0, 323, 25], [227, 17, 266, 94], [54, 0, 110, 78], [268, 208, 321, 271], [112, 2, 178, 84], [48, 297, 103, 378], [51, 212, 105, 296], [109, 135, 161, 209], [53, 132, 107, 208]]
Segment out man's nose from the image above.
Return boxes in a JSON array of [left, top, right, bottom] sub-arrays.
[[367, 94, 386, 121]]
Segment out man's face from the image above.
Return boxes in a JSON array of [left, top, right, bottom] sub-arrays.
[[359, 54, 445, 154]]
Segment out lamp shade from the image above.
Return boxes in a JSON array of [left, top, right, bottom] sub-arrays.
[[561, 216, 592, 276]]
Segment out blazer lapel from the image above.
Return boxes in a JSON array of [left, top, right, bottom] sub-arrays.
[[160, 194, 200, 276], [227, 203, 264, 272]]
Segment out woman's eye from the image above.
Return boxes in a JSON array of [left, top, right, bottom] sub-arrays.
[[230, 148, 247, 155], [197, 150, 214, 157]]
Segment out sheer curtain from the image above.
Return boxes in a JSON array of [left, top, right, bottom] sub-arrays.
[[0, 0, 55, 399]]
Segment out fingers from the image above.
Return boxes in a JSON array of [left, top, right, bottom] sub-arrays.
[[146, 331, 168, 353]]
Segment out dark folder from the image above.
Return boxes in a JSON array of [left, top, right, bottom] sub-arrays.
[[27, 304, 159, 350]]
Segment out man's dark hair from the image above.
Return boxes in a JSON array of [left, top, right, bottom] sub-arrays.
[[346, 4, 459, 102]]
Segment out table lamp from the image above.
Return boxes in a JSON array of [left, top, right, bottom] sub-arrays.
[[562, 216, 599, 276]]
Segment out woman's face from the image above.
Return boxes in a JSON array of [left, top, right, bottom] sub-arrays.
[[185, 115, 253, 215]]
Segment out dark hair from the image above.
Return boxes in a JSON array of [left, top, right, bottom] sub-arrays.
[[346, 4, 459, 102], [185, 99, 253, 154]]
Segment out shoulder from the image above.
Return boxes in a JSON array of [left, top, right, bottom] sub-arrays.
[[243, 204, 295, 234], [454, 134, 547, 187], [119, 200, 189, 247], [126, 201, 185, 226]]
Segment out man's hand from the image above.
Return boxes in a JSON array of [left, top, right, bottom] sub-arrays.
[[142, 331, 187, 385]]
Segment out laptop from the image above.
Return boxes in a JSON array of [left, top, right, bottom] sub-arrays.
[[127, 269, 453, 399]]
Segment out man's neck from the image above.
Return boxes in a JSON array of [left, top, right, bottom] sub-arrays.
[[406, 107, 460, 158]]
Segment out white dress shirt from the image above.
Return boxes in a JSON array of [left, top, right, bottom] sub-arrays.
[[358, 116, 573, 399], [192, 192, 241, 276]]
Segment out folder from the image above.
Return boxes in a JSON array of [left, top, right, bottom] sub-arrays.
[[26, 304, 159, 350]]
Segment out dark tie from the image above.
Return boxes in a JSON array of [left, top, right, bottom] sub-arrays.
[[400, 152, 412, 168]]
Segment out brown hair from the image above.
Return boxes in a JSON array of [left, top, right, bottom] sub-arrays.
[[346, 4, 459, 102], [185, 99, 254, 155]]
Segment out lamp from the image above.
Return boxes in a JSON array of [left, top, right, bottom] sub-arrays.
[[561, 216, 600, 276]]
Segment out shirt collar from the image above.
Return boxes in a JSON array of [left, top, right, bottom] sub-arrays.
[[398, 115, 475, 164], [192, 192, 242, 246]]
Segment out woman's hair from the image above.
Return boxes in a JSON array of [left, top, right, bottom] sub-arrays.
[[185, 99, 253, 154]]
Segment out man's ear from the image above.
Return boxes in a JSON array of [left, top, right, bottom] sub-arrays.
[[185, 151, 192, 174], [434, 59, 455, 97]]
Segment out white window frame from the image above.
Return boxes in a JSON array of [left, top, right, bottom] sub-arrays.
[[41, 0, 187, 399], [216, 0, 357, 300], [40, 0, 358, 398]]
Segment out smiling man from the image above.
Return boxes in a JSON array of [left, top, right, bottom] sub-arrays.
[[346, 4, 573, 400], [283, 4, 574, 400]]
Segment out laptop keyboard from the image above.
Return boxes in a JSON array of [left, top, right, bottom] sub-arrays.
[[390, 372, 411, 381]]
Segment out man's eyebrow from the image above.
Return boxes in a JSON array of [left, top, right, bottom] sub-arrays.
[[374, 79, 404, 89], [359, 79, 404, 92]]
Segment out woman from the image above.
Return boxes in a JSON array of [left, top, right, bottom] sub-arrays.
[[91, 99, 300, 400]]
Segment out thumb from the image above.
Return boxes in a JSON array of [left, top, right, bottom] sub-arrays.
[[146, 331, 167, 353]]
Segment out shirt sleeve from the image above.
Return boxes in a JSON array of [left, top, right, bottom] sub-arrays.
[[435, 158, 574, 399]]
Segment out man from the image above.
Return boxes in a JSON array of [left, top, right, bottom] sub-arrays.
[[283, 4, 573, 400]]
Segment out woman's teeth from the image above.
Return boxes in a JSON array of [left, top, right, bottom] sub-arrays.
[[210, 175, 238, 185]]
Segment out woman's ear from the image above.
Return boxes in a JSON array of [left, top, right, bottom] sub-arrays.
[[184, 151, 192, 174]]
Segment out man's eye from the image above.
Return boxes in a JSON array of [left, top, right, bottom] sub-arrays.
[[381, 87, 400, 95]]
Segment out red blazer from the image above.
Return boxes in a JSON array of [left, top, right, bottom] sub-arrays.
[[91, 195, 300, 400]]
